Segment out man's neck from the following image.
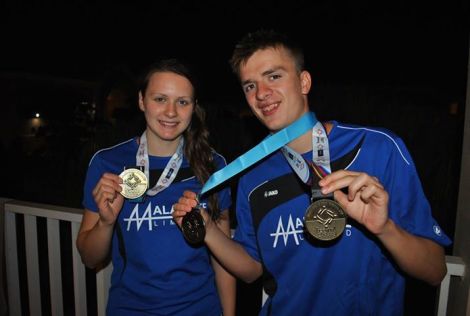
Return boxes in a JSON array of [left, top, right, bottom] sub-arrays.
[[287, 129, 313, 153], [287, 121, 332, 154]]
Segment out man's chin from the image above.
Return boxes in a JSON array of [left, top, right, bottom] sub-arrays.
[[264, 119, 284, 132]]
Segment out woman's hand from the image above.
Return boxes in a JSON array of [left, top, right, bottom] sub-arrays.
[[92, 172, 125, 226]]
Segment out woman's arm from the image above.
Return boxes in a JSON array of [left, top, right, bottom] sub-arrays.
[[76, 172, 124, 268], [76, 209, 115, 268]]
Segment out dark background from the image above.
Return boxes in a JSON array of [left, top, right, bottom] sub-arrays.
[[1, 1, 469, 98], [1, 0, 469, 315]]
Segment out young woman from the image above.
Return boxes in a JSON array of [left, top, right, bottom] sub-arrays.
[[76, 58, 235, 316]]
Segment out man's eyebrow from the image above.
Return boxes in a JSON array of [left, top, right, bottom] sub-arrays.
[[241, 66, 286, 86], [241, 79, 254, 86], [262, 66, 284, 76]]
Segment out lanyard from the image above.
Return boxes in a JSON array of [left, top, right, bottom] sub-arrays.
[[199, 111, 318, 197], [136, 131, 184, 196], [281, 121, 332, 199]]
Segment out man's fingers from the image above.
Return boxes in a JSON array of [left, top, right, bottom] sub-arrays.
[[183, 190, 198, 199]]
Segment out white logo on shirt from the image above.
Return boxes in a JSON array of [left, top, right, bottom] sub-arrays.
[[264, 190, 279, 198], [124, 203, 175, 231], [433, 225, 442, 236], [270, 214, 304, 247]]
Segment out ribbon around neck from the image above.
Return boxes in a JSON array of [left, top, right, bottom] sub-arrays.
[[199, 111, 318, 196]]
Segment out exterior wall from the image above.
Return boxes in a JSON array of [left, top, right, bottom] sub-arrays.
[[449, 37, 470, 316]]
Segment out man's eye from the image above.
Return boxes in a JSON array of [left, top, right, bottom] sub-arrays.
[[244, 84, 254, 93], [270, 74, 281, 80], [154, 97, 166, 103]]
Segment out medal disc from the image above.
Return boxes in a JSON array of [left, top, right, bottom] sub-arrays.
[[304, 199, 346, 241], [182, 208, 206, 244], [119, 168, 148, 199]]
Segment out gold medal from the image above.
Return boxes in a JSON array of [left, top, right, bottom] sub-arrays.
[[119, 168, 148, 199], [304, 199, 346, 241]]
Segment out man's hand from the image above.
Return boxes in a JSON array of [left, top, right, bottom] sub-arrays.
[[319, 170, 389, 235]]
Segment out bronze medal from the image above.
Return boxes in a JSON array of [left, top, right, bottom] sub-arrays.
[[304, 199, 346, 241], [119, 168, 148, 199], [181, 208, 206, 244]]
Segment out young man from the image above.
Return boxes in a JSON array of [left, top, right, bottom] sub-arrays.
[[173, 30, 450, 315]]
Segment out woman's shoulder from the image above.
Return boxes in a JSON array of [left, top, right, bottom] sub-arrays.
[[89, 137, 137, 165]]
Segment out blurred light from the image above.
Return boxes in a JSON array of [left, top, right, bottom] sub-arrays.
[[35, 113, 40, 118], [449, 102, 459, 115], [31, 117, 43, 129]]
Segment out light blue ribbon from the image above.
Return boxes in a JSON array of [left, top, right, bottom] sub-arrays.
[[200, 111, 318, 196]]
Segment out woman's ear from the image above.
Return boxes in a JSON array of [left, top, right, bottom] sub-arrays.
[[138, 92, 145, 112]]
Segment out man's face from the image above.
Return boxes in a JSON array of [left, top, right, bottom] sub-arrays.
[[239, 47, 311, 132]]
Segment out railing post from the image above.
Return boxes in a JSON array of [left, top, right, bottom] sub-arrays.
[[0, 199, 8, 316], [71, 221, 87, 316], [437, 256, 466, 316], [96, 263, 112, 316], [24, 214, 42, 315], [47, 218, 64, 316], [5, 209, 21, 315]]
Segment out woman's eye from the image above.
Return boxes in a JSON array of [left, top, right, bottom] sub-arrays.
[[178, 99, 190, 106]]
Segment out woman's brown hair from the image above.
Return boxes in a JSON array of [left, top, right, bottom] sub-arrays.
[[139, 58, 220, 219]]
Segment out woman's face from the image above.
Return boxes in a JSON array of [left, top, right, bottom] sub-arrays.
[[139, 71, 194, 146]]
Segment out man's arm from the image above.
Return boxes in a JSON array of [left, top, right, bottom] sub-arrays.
[[321, 170, 446, 285], [211, 211, 236, 316], [173, 191, 263, 283], [376, 219, 446, 286]]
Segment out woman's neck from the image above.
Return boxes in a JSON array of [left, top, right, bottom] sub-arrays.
[[145, 131, 182, 157]]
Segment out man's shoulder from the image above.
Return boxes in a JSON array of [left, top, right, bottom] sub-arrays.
[[333, 121, 411, 165], [334, 121, 396, 136], [238, 152, 286, 189], [333, 121, 403, 146], [211, 149, 228, 167]]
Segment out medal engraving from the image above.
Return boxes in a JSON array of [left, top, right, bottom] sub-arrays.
[[119, 168, 148, 199], [182, 208, 206, 244], [304, 199, 346, 241]]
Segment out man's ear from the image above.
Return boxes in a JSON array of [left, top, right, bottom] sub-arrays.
[[300, 70, 312, 95]]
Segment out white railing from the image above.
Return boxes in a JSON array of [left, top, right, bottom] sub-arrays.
[[1, 199, 467, 315], [437, 256, 466, 316], [3, 199, 111, 316]]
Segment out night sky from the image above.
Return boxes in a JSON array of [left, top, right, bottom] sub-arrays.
[[2, 0, 469, 103]]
